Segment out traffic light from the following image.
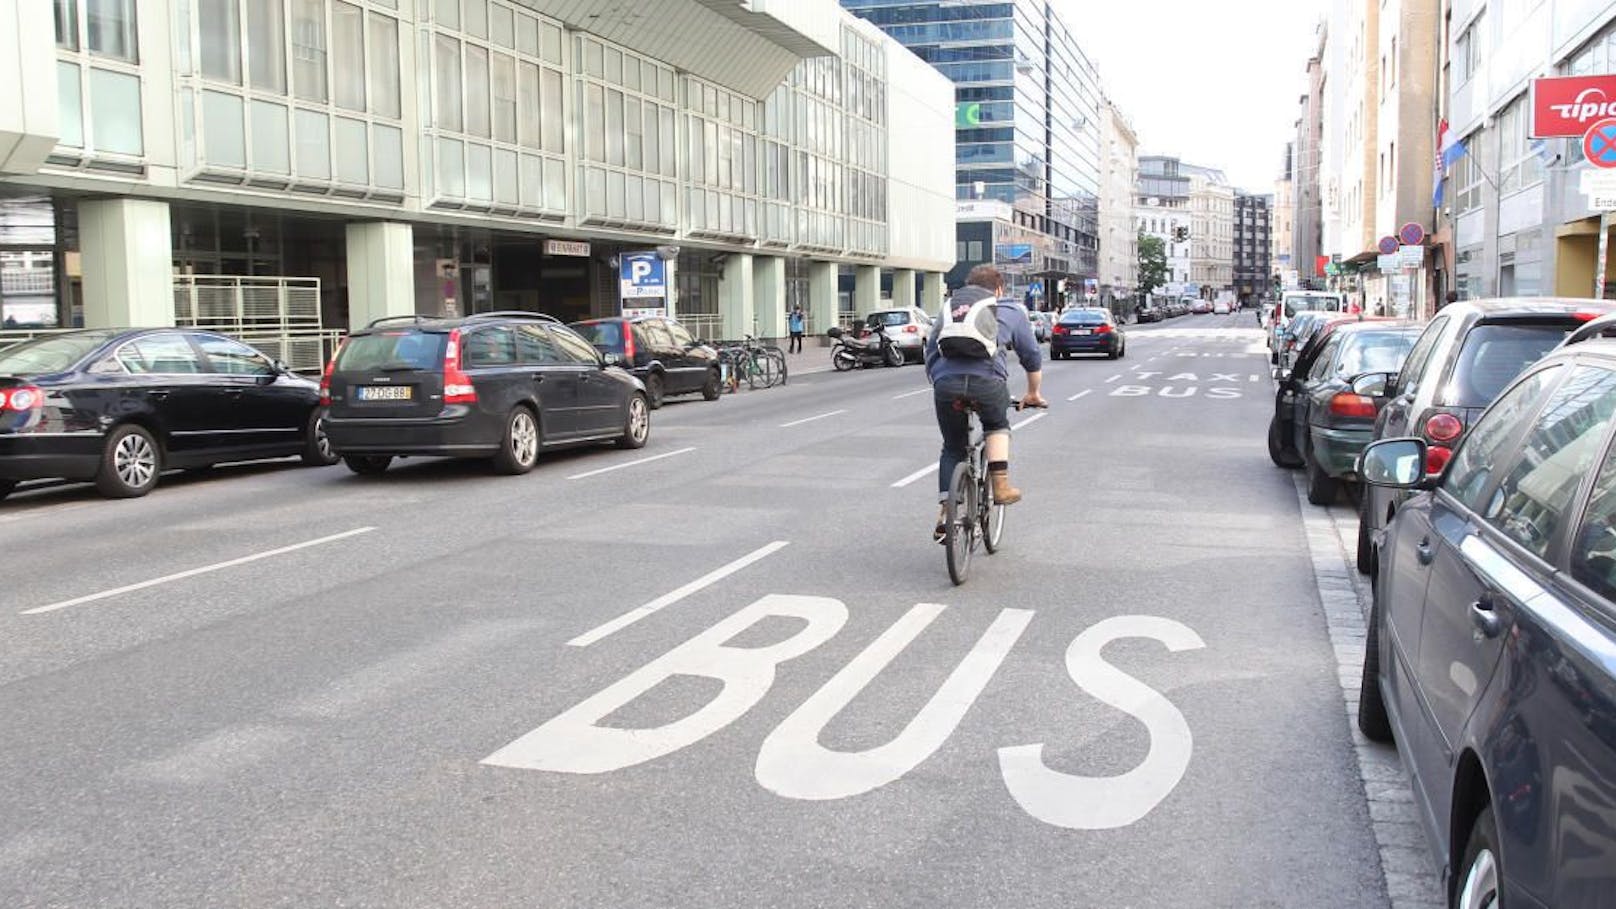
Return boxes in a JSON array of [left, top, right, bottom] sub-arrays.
[[1172, 226, 1189, 243]]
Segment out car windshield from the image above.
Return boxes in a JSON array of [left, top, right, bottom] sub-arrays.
[[869, 312, 910, 327], [571, 320, 625, 351], [336, 330, 447, 372], [0, 332, 117, 375], [1449, 323, 1575, 406], [1284, 294, 1345, 318], [1335, 330, 1419, 377], [1060, 311, 1107, 325]]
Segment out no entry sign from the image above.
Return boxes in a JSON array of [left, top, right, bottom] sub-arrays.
[[1584, 118, 1616, 169]]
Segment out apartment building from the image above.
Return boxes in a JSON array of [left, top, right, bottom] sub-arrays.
[[1186, 163, 1234, 295], [1098, 96, 1139, 307]]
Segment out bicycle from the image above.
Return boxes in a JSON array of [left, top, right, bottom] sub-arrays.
[[717, 336, 788, 391], [941, 398, 1047, 586]]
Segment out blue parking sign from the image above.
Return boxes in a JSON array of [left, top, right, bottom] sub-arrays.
[[619, 253, 666, 300]]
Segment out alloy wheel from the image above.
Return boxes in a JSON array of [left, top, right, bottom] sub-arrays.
[[115, 433, 157, 490], [511, 411, 539, 466], [629, 396, 650, 443], [1456, 847, 1498, 909], [315, 416, 335, 462]]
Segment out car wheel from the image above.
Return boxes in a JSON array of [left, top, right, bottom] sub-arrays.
[[0, 479, 15, 501], [1357, 580, 1394, 742], [701, 368, 721, 401], [492, 406, 541, 475], [616, 393, 650, 449], [1267, 416, 1304, 468], [343, 455, 392, 476], [1305, 449, 1340, 505], [1455, 807, 1501, 909], [95, 424, 161, 498], [645, 372, 666, 409], [1356, 495, 1375, 575], [301, 409, 340, 467]]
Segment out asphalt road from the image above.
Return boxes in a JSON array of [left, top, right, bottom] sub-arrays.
[[0, 313, 1398, 908]]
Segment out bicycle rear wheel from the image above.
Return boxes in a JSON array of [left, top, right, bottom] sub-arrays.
[[768, 348, 787, 386], [981, 463, 1006, 553], [944, 463, 975, 586]]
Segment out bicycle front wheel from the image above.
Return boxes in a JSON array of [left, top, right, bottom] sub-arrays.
[[981, 466, 1006, 553], [944, 463, 975, 586]]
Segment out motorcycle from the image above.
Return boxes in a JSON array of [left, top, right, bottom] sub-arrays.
[[827, 324, 904, 371]]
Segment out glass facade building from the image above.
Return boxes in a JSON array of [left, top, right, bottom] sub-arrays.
[[0, 0, 955, 346], [841, 0, 1102, 295]]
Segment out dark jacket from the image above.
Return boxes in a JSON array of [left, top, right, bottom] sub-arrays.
[[924, 285, 1042, 383]]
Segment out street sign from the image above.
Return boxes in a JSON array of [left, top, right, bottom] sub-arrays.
[[1377, 254, 1399, 273], [1324, 263, 1340, 276], [1584, 118, 1616, 169], [1533, 74, 1616, 138], [1398, 222, 1425, 246], [619, 252, 667, 300], [1397, 245, 1424, 268], [1377, 235, 1399, 256], [544, 239, 590, 257]]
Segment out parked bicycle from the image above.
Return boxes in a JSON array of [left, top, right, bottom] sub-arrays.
[[941, 397, 1047, 585], [716, 336, 788, 392]]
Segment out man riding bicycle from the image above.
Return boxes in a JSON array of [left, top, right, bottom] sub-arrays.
[[924, 264, 1046, 542]]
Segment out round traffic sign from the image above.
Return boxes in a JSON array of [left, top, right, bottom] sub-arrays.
[[1377, 235, 1399, 256], [1398, 222, 1426, 246], [1584, 117, 1616, 169]]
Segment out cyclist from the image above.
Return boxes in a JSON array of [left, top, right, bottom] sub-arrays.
[[924, 264, 1046, 542]]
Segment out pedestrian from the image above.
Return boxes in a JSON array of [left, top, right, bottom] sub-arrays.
[[787, 304, 805, 353]]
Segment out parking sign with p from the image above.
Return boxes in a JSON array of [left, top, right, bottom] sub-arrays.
[[620, 253, 667, 301]]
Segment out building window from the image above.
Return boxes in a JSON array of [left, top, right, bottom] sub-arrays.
[[84, 0, 137, 62], [1456, 14, 1485, 85], [200, 0, 242, 83], [291, 0, 328, 102], [331, 1, 365, 111], [1498, 94, 1544, 193]]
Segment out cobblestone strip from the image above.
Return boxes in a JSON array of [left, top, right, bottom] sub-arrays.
[[1294, 480, 1447, 909]]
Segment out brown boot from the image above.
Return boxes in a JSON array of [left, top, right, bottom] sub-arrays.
[[990, 470, 1022, 505]]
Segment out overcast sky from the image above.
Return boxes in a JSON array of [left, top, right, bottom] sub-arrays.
[[1053, 0, 1328, 193]]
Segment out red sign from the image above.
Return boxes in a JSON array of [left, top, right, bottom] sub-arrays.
[[1533, 75, 1616, 138], [1399, 222, 1426, 246], [1584, 118, 1616, 169]]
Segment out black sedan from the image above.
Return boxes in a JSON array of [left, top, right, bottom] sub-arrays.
[[1050, 308, 1125, 360], [0, 328, 336, 500], [1356, 332, 1616, 908]]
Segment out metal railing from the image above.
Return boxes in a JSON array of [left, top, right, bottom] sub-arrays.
[[0, 328, 77, 351], [175, 275, 335, 372]]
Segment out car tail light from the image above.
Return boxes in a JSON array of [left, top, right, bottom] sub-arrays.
[[1424, 412, 1463, 443], [1329, 392, 1378, 418], [0, 386, 42, 412], [1573, 311, 1603, 322], [1426, 445, 1453, 474], [905, 324, 919, 334], [1053, 324, 1068, 335], [1095, 324, 1113, 334], [623, 323, 637, 361], [443, 329, 478, 404], [319, 339, 344, 405]]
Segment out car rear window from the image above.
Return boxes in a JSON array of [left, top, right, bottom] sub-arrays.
[[336, 331, 447, 372], [1284, 294, 1345, 318], [870, 312, 911, 327], [0, 332, 116, 375], [1335, 330, 1419, 377], [1060, 311, 1106, 325], [570, 320, 625, 352], [1450, 323, 1574, 406]]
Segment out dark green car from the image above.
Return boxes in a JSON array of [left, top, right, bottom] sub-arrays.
[[1269, 320, 1422, 505]]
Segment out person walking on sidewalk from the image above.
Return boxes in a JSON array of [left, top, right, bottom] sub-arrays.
[[787, 304, 805, 353]]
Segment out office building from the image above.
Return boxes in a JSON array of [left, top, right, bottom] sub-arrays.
[[1233, 192, 1272, 302]]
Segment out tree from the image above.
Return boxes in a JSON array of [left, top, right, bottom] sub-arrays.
[[1137, 232, 1168, 298]]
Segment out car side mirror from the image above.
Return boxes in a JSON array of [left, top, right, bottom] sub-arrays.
[[1272, 367, 1291, 382], [1359, 438, 1430, 489], [1350, 371, 1392, 398], [273, 359, 291, 374]]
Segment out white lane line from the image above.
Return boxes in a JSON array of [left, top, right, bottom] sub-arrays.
[[892, 387, 932, 400], [22, 527, 376, 616], [891, 463, 940, 489], [780, 409, 848, 428], [568, 540, 790, 647], [1105, 374, 1123, 383], [1067, 389, 1093, 401], [566, 446, 695, 480], [1011, 411, 1047, 431]]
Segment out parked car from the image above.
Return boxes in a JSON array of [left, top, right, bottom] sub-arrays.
[[569, 314, 719, 408], [1136, 303, 1166, 324], [864, 307, 932, 363], [1191, 299, 1213, 315], [0, 328, 336, 500], [1213, 300, 1232, 315], [1269, 321, 1421, 504], [1271, 290, 1348, 361], [1275, 311, 1349, 373], [1050, 308, 1125, 360], [1354, 330, 1616, 908], [1359, 298, 1616, 575], [323, 312, 649, 477]]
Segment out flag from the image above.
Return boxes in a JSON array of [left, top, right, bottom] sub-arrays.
[[1433, 120, 1448, 208], [1440, 119, 1467, 169]]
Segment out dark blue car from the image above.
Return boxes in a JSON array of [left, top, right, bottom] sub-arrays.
[[1356, 328, 1616, 908], [1049, 308, 1125, 360]]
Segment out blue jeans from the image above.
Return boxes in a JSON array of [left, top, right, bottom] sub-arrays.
[[933, 374, 1011, 499]]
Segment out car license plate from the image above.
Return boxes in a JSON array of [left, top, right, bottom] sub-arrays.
[[1073, 329, 1092, 335], [357, 385, 413, 401]]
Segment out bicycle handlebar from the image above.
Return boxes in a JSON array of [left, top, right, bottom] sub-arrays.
[[1011, 399, 1049, 411]]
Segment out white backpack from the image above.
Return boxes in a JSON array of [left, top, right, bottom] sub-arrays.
[[936, 296, 1001, 359]]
